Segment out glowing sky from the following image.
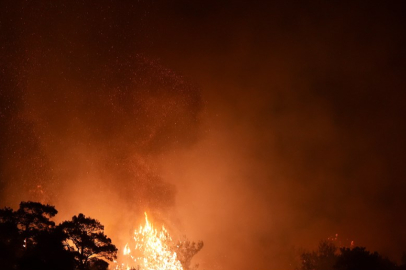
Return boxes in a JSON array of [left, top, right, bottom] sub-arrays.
[[1, 1, 406, 270]]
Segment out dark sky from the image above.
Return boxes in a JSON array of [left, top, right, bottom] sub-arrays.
[[1, 1, 406, 270]]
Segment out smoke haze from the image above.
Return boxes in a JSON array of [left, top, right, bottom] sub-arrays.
[[1, 1, 406, 270]]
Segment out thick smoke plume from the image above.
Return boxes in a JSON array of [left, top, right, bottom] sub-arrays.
[[1, 2, 406, 270], [0, 19, 203, 252]]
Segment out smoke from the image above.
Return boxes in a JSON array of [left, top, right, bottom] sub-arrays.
[[1, 2, 406, 270], [0, 4, 203, 254], [152, 2, 406, 270]]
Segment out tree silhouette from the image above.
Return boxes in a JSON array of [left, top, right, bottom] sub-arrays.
[[59, 213, 117, 270], [300, 240, 338, 270], [16, 201, 58, 246], [335, 247, 396, 270], [299, 240, 399, 270], [19, 228, 76, 270], [0, 202, 74, 270], [0, 207, 21, 269]]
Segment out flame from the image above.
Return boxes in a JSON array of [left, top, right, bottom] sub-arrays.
[[124, 243, 131, 255], [118, 212, 183, 270]]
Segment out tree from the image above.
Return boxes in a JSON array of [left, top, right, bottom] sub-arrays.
[[299, 240, 398, 270], [0, 207, 21, 269], [16, 201, 58, 245], [0, 202, 73, 270], [335, 247, 396, 270], [18, 229, 76, 270], [59, 213, 117, 270], [300, 240, 338, 270], [0, 202, 118, 270], [172, 238, 204, 270]]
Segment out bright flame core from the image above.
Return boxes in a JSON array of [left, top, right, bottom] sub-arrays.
[[120, 213, 183, 270]]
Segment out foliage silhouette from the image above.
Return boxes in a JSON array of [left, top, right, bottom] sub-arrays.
[[16, 201, 58, 231], [18, 229, 76, 270], [16, 201, 58, 246], [299, 240, 399, 270], [300, 240, 338, 270], [0, 202, 75, 270], [0, 202, 118, 270], [59, 213, 117, 270], [0, 207, 22, 269], [335, 247, 397, 270]]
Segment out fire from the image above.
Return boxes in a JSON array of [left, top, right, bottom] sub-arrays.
[[124, 243, 131, 256], [117, 212, 183, 270]]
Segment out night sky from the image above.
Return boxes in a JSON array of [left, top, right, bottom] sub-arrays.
[[1, 1, 406, 270]]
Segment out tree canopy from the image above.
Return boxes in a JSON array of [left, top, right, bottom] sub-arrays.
[[335, 247, 397, 270], [0, 201, 116, 270], [59, 213, 117, 270], [299, 240, 402, 270], [300, 240, 338, 270], [0, 201, 73, 270]]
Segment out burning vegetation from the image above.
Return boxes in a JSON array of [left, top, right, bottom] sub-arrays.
[[0, 201, 203, 270], [117, 212, 203, 270], [118, 213, 182, 270]]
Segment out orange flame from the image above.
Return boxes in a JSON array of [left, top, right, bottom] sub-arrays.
[[117, 212, 183, 270]]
